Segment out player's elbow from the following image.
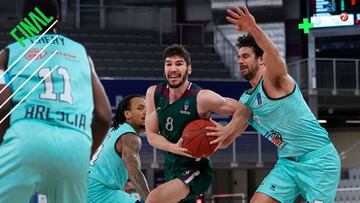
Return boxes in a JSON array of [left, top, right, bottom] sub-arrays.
[[91, 113, 111, 144], [146, 133, 156, 147], [144, 124, 156, 147], [93, 105, 112, 130]]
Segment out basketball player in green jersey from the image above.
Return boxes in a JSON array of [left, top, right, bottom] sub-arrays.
[[145, 44, 251, 203], [225, 6, 340, 203], [0, 0, 112, 202], [88, 95, 150, 203]]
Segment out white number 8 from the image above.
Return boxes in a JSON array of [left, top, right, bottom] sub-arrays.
[[165, 116, 174, 131]]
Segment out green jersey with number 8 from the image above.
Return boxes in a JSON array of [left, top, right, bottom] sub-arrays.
[[154, 81, 205, 168]]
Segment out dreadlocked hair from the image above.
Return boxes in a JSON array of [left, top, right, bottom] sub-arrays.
[[111, 94, 143, 130]]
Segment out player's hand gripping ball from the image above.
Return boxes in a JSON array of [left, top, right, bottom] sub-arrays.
[[181, 119, 219, 158]]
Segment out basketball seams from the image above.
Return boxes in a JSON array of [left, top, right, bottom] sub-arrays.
[[193, 119, 212, 138], [182, 130, 206, 146], [183, 128, 204, 133], [198, 136, 210, 157], [203, 120, 217, 155], [195, 136, 205, 157], [181, 119, 218, 158], [192, 120, 208, 135], [182, 120, 206, 144], [186, 135, 204, 157]]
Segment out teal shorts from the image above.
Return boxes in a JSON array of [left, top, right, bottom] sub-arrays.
[[88, 177, 138, 203], [257, 143, 341, 203], [0, 120, 91, 203]]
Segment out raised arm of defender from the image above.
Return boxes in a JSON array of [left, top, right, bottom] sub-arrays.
[[226, 6, 294, 95]]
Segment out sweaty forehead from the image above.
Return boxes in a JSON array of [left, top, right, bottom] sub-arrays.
[[165, 55, 185, 63], [130, 97, 145, 107], [239, 47, 255, 55]]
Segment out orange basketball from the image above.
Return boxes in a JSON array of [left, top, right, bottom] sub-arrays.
[[181, 119, 219, 158]]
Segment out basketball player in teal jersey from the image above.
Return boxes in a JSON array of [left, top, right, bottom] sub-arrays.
[[145, 44, 251, 203], [88, 95, 150, 203], [225, 6, 341, 203], [0, 0, 112, 202]]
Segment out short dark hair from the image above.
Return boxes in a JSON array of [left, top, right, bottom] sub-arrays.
[[163, 44, 191, 65], [236, 34, 264, 58], [22, 0, 59, 26], [111, 94, 143, 130]]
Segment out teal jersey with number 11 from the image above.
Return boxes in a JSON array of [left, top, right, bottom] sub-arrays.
[[6, 34, 93, 138]]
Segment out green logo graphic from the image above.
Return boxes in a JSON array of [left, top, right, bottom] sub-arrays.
[[10, 7, 54, 47], [298, 18, 314, 34]]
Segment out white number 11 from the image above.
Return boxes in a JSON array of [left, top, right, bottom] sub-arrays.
[[38, 67, 73, 104]]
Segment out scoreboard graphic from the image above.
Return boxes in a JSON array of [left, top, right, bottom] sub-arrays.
[[309, 0, 360, 27]]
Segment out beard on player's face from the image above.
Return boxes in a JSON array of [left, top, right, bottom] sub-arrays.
[[165, 70, 189, 88], [241, 63, 259, 81], [126, 98, 146, 132], [127, 116, 145, 132]]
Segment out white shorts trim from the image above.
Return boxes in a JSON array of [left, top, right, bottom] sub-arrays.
[[184, 170, 200, 184]]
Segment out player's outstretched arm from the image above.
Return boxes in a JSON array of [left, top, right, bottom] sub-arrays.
[[145, 86, 192, 158], [0, 48, 11, 144], [197, 90, 251, 147], [89, 56, 112, 156], [121, 133, 150, 200], [226, 6, 292, 86]]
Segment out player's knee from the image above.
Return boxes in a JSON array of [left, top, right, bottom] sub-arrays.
[[250, 196, 265, 203], [250, 196, 259, 203], [250, 192, 280, 203], [145, 190, 162, 203]]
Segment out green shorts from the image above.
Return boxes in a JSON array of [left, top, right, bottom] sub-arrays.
[[0, 120, 91, 203], [257, 143, 341, 203], [165, 158, 214, 203]]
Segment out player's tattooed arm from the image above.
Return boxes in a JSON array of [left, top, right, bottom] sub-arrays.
[[121, 133, 150, 200], [0, 48, 11, 144]]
